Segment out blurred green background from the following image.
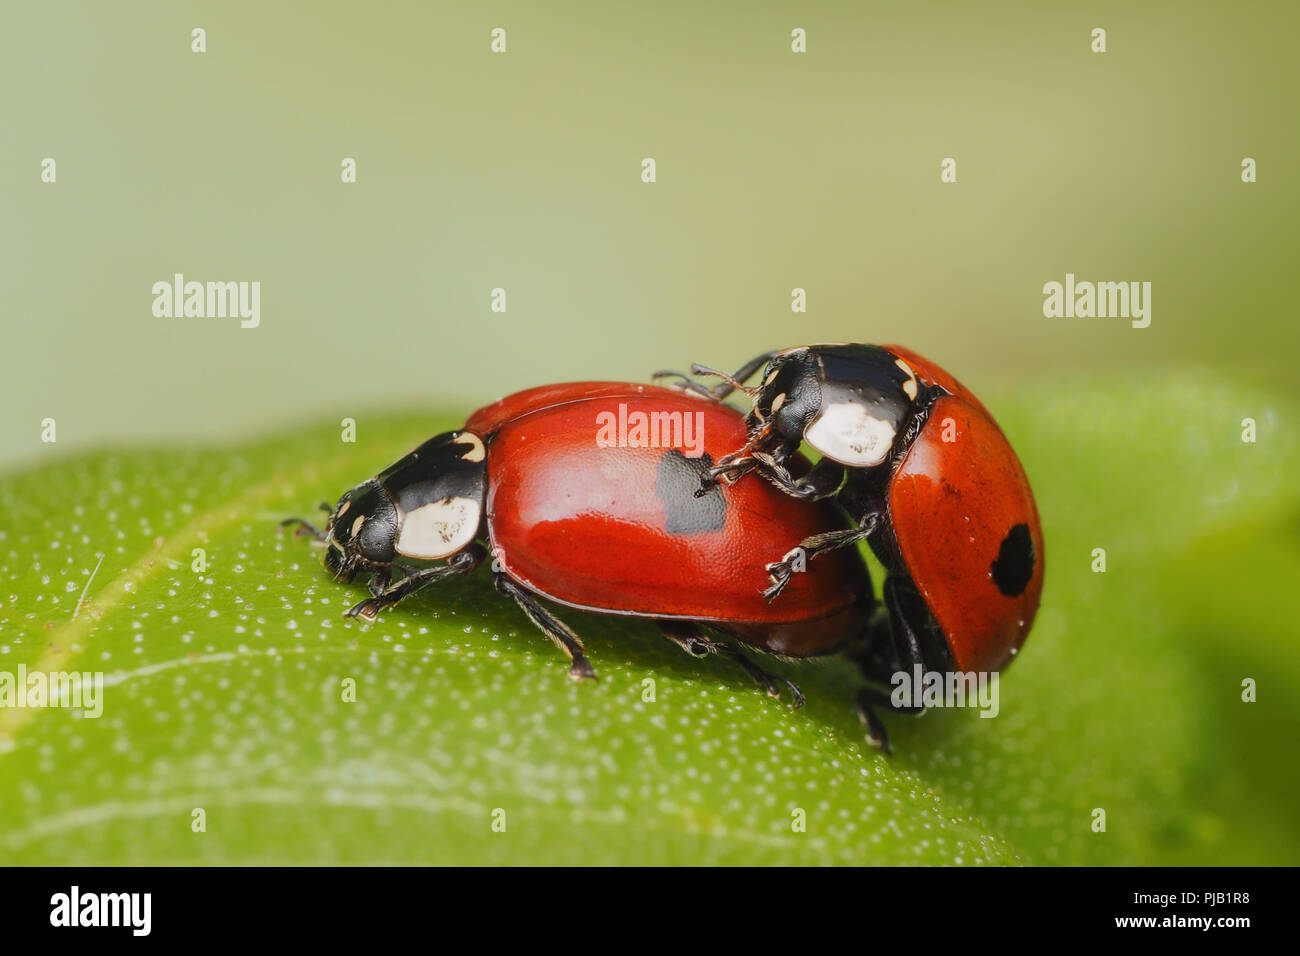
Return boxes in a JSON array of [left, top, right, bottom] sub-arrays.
[[2, 1, 1297, 867], [2, 0, 1296, 467]]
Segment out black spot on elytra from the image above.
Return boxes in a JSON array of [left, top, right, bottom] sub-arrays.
[[991, 523, 1035, 597], [656, 451, 726, 535]]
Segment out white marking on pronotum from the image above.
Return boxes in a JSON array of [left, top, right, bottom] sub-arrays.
[[806, 403, 896, 466], [895, 358, 919, 401], [395, 497, 481, 559], [454, 432, 485, 462], [770, 392, 787, 413], [350, 514, 366, 537], [72, 554, 104, 621]]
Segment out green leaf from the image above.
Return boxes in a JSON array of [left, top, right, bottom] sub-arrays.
[[1, 376, 1296, 865]]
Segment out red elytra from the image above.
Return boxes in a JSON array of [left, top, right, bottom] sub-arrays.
[[478, 383, 871, 657], [465, 381, 663, 436], [884, 344, 993, 420], [881, 346, 1044, 672]]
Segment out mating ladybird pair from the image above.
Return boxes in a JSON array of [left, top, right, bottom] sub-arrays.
[[285, 344, 1044, 751]]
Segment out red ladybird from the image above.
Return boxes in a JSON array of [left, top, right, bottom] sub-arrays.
[[285, 382, 871, 706], [658, 344, 1044, 747]]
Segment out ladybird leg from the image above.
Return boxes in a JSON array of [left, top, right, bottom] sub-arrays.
[[699, 450, 760, 489], [856, 576, 932, 692], [849, 610, 897, 683], [658, 621, 804, 708], [853, 672, 925, 758], [280, 516, 327, 541], [855, 691, 893, 754], [885, 579, 924, 675], [880, 575, 947, 676], [750, 454, 844, 501], [858, 683, 925, 716], [697, 424, 782, 491], [761, 550, 802, 601], [366, 567, 392, 598], [696, 420, 783, 495], [494, 575, 596, 681], [694, 450, 765, 499], [345, 547, 484, 621], [762, 512, 884, 602], [849, 575, 948, 750]]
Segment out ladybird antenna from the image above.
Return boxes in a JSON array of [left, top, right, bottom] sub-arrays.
[[652, 369, 720, 401], [281, 516, 327, 542], [688, 364, 760, 396]]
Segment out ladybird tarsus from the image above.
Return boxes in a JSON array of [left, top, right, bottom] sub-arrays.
[[345, 598, 380, 621], [659, 621, 804, 708], [763, 515, 882, 604], [346, 550, 485, 622], [494, 574, 598, 681], [856, 695, 893, 755], [567, 657, 597, 681]]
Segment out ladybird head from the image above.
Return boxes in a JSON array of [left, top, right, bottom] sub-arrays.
[[751, 344, 931, 471], [747, 347, 823, 452], [322, 480, 399, 580], [321, 431, 489, 581]]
